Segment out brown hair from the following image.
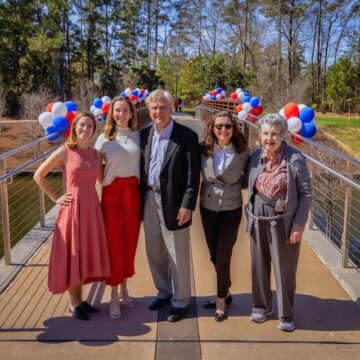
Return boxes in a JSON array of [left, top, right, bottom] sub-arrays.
[[202, 110, 247, 157], [103, 96, 137, 140], [67, 111, 97, 149]]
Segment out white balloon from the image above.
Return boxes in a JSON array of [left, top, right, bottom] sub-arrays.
[[38, 112, 55, 129], [237, 110, 248, 121], [93, 108, 102, 117], [131, 99, 137, 105], [101, 96, 111, 104], [125, 87, 132, 96], [205, 94, 211, 99], [216, 94, 222, 100], [52, 102, 68, 117], [287, 117, 302, 133], [221, 90, 227, 97], [236, 88, 243, 94], [279, 108, 285, 118], [242, 102, 252, 112], [90, 105, 97, 113], [298, 104, 307, 111]]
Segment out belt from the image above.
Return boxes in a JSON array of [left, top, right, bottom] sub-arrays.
[[148, 186, 161, 193], [254, 190, 276, 207]]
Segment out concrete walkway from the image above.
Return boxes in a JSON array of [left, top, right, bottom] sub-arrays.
[[1, 116, 360, 360]]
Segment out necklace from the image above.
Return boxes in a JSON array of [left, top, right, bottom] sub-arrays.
[[116, 130, 130, 145]]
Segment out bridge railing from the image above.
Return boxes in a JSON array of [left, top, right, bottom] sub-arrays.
[[0, 105, 152, 265], [197, 102, 360, 269]]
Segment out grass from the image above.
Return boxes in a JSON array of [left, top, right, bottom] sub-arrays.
[[314, 114, 360, 160], [315, 114, 360, 126]]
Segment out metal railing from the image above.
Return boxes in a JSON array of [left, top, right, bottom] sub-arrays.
[[197, 102, 360, 268], [0, 106, 152, 265]]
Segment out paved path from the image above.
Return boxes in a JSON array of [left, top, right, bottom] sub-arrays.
[[1, 115, 360, 360]]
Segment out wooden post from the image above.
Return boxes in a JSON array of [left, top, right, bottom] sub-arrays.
[[341, 185, 352, 268], [0, 159, 11, 265]]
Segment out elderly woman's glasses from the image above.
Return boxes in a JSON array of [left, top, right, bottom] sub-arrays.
[[214, 124, 233, 130]]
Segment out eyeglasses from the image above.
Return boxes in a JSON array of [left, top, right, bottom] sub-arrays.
[[214, 124, 233, 130]]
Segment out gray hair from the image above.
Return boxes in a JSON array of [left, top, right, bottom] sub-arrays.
[[145, 89, 174, 108], [258, 113, 288, 137]]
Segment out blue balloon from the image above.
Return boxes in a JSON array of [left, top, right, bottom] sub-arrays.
[[244, 92, 251, 97], [216, 87, 222, 94], [299, 107, 315, 123], [120, 92, 127, 97], [242, 96, 251, 103], [45, 126, 62, 141], [138, 92, 143, 98], [65, 101, 77, 112], [210, 95, 217, 100], [53, 116, 69, 132], [250, 96, 260, 107], [93, 98, 103, 109], [132, 90, 139, 96], [300, 122, 317, 138]]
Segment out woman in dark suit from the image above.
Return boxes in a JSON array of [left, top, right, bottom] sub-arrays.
[[200, 110, 249, 321], [245, 113, 312, 332]]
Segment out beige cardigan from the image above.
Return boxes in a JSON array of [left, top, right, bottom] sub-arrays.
[[200, 146, 250, 212]]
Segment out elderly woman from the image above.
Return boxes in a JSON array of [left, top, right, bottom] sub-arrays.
[[245, 113, 312, 332], [200, 110, 249, 321]]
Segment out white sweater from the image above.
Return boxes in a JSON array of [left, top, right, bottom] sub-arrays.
[[94, 130, 140, 186]]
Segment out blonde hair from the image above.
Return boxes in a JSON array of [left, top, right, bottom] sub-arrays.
[[103, 96, 137, 140], [67, 111, 97, 148]]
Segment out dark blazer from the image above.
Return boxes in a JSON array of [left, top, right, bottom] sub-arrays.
[[246, 144, 313, 239], [140, 120, 200, 231]]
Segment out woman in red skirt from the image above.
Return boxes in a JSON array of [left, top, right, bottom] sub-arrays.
[[95, 96, 141, 319]]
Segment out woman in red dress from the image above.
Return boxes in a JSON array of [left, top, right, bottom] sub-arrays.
[[95, 96, 141, 319], [34, 112, 110, 321]]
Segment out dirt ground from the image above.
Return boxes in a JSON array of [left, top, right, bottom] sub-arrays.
[[0, 118, 54, 170]]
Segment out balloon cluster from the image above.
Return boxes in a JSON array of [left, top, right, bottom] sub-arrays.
[[232, 88, 263, 121], [203, 87, 227, 101], [38, 101, 78, 141], [279, 103, 317, 143], [90, 96, 112, 121], [119, 87, 150, 105]]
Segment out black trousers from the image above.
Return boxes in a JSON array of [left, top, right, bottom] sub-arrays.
[[200, 206, 242, 298]]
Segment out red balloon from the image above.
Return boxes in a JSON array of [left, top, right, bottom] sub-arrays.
[[291, 132, 303, 144], [140, 88, 145, 94], [235, 104, 243, 112], [257, 106, 264, 115], [284, 103, 299, 119], [46, 102, 54, 112], [129, 94, 137, 101], [65, 111, 77, 122], [101, 102, 110, 113], [211, 90, 218, 96], [250, 105, 264, 116], [230, 92, 238, 99]]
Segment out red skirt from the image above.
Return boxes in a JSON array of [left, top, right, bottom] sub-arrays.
[[101, 177, 141, 286]]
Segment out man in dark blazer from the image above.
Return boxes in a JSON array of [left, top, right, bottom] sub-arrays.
[[140, 89, 200, 322]]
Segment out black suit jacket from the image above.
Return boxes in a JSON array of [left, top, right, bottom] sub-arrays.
[[140, 120, 200, 231]]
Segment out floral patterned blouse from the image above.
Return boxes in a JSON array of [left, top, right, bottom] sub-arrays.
[[255, 142, 288, 200]]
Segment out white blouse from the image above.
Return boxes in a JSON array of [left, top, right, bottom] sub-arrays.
[[213, 143, 235, 177], [94, 129, 140, 186]]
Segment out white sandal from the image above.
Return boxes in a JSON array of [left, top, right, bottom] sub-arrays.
[[120, 289, 134, 308], [109, 296, 121, 319]]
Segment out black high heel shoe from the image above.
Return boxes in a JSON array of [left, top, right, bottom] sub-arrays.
[[203, 294, 233, 309], [214, 298, 226, 322]]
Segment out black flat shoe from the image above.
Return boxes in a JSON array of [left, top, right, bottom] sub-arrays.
[[148, 296, 171, 311], [203, 294, 233, 309], [69, 305, 89, 320], [82, 301, 100, 313]]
